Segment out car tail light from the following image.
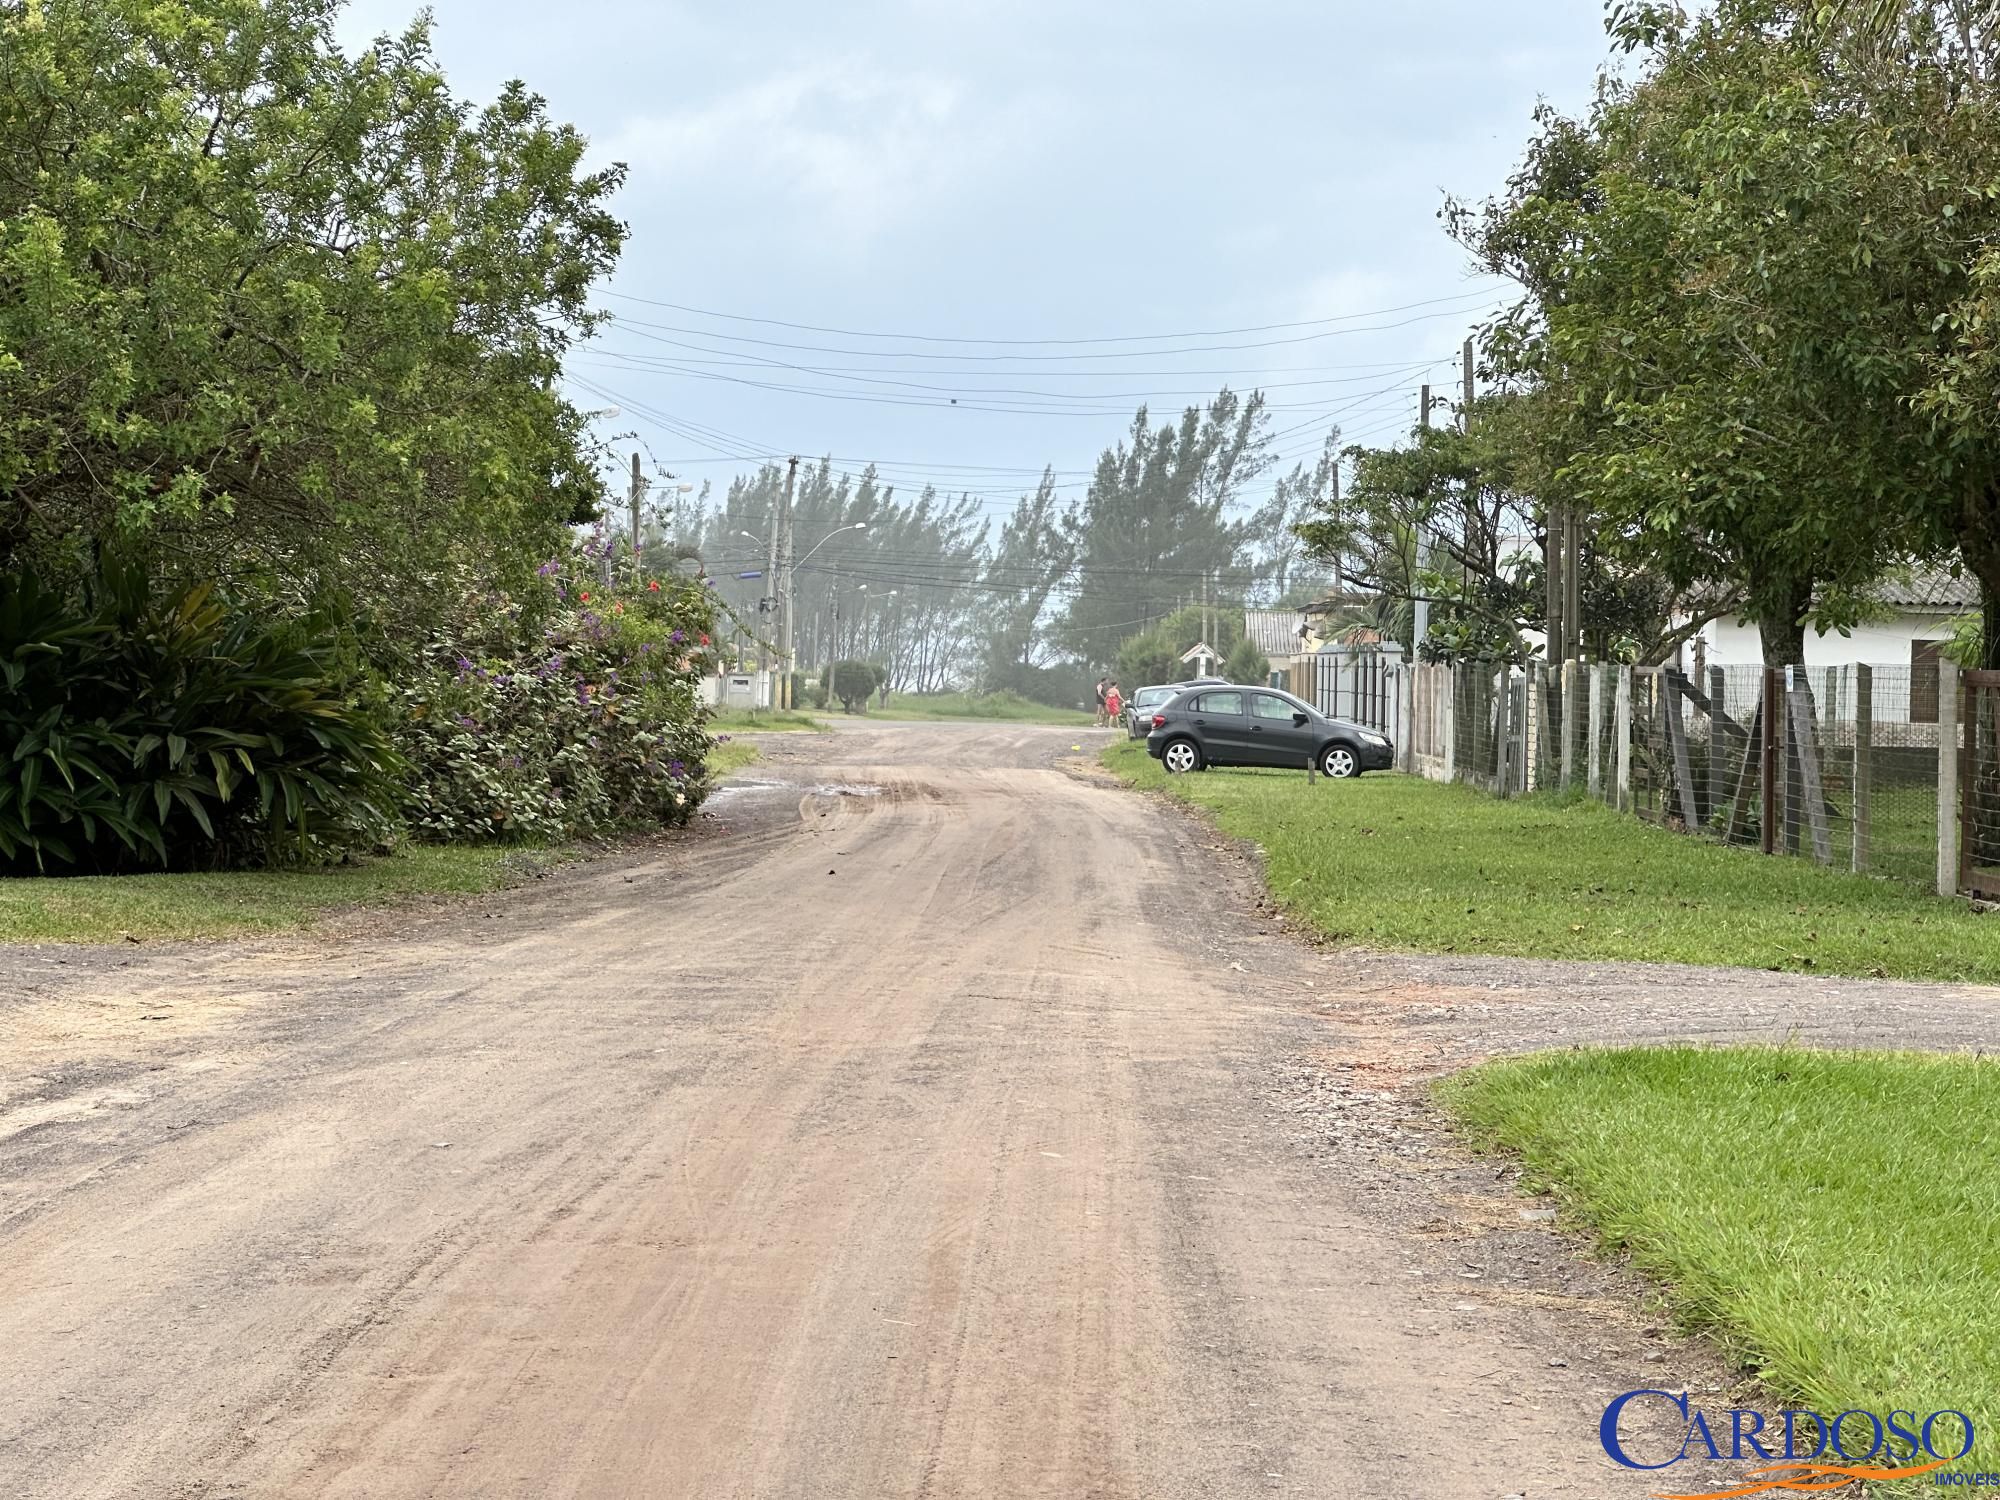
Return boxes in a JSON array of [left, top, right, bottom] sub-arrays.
[[1151, 714, 1167, 729]]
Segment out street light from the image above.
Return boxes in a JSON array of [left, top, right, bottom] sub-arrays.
[[795, 523, 868, 569]]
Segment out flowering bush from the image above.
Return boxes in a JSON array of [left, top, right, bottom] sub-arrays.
[[387, 552, 718, 844]]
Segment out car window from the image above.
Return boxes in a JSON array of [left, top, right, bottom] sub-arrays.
[[1251, 693, 1299, 721], [1196, 691, 1245, 715], [1136, 688, 1170, 707]]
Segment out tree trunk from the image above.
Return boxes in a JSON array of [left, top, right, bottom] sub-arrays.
[[1755, 577, 1812, 668], [1753, 576, 1813, 854]]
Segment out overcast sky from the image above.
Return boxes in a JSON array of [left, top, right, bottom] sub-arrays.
[[337, 1, 1613, 521]]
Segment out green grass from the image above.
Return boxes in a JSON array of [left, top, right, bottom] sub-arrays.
[[1102, 741, 2000, 982], [2, 741, 763, 945], [706, 740, 762, 777], [705, 708, 828, 733], [866, 690, 1095, 725], [1441, 1047, 1999, 1481], [0, 845, 548, 944]]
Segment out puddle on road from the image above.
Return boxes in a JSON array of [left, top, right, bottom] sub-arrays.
[[808, 783, 883, 798], [706, 778, 789, 803]]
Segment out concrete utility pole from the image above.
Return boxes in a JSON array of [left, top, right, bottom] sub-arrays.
[[1462, 338, 1475, 428], [778, 456, 799, 709], [764, 485, 783, 682]]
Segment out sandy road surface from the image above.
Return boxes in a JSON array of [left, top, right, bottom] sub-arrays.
[[6, 721, 1998, 1499]]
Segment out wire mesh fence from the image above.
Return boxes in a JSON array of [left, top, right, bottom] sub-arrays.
[[1402, 658, 1958, 895]]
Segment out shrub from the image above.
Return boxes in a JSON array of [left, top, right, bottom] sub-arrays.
[[1225, 638, 1272, 684], [386, 556, 718, 844], [1, 559, 396, 873], [829, 659, 882, 713]]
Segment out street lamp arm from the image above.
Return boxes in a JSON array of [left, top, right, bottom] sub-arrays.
[[794, 523, 869, 569]]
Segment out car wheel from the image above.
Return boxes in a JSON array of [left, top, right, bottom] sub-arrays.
[[1162, 738, 1202, 775], [1321, 744, 1359, 779]]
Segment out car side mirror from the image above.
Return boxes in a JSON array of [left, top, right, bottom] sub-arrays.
[[1292, 712, 1309, 726]]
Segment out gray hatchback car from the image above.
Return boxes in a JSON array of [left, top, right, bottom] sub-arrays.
[[1143, 685, 1393, 777]]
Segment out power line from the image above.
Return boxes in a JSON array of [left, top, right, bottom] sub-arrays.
[[599, 299, 1510, 363], [600, 283, 1506, 347]]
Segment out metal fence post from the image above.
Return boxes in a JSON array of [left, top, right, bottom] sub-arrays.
[[1614, 666, 1633, 814], [1940, 659, 1962, 898], [1852, 664, 1872, 873]]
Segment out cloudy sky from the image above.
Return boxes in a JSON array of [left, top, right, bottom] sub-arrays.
[[337, 0, 1613, 521]]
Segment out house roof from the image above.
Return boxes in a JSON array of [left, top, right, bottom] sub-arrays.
[[1875, 566, 1979, 611], [1244, 609, 1309, 657]]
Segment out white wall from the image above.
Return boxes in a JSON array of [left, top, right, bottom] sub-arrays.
[[1695, 612, 1950, 669]]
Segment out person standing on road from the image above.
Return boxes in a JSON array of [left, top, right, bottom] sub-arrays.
[[1105, 681, 1123, 728], [1094, 676, 1110, 727]]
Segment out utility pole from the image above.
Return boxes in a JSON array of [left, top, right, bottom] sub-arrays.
[[1201, 571, 1210, 674], [1462, 338, 1475, 427], [764, 482, 783, 689], [1419, 383, 1431, 431], [780, 455, 798, 710], [628, 451, 646, 574]]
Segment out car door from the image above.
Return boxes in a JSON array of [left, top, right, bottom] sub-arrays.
[[1186, 689, 1250, 764], [1248, 691, 1315, 767]]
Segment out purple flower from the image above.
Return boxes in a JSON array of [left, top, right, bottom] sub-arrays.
[[667, 759, 687, 778], [455, 656, 475, 673], [669, 629, 687, 645], [536, 560, 560, 578], [456, 715, 478, 731]]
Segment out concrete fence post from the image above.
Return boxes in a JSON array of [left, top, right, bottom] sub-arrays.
[[1940, 659, 1962, 898], [1615, 665, 1634, 815], [1560, 660, 1578, 792], [1442, 664, 1458, 784], [1493, 665, 1513, 798], [1587, 664, 1605, 801], [1852, 664, 1872, 873]]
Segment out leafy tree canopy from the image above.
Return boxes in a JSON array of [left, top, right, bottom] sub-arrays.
[[0, 0, 624, 633]]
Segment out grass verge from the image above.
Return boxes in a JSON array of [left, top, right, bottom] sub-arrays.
[[868, 690, 1095, 726], [3, 742, 762, 945], [705, 708, 827, 733], [1440, 1047, 1997, 1481], [0, 845, 550, 944], [707, 740, 761, 777], [1101, 740, 2000, 983]]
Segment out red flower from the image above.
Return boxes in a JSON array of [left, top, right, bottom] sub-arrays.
[[698, 633, 711, 646], [579, 590, 591, 602], [648, 579, 660, 592]]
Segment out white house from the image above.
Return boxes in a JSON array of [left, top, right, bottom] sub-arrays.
[[1696, 567, 1974, 671], [1691, 566, 1975, 726]]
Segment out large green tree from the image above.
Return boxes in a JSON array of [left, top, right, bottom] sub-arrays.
[[0, 0, 623, 624], [1452, 0, 1935, 666], [1059, 389, 1270, 662]]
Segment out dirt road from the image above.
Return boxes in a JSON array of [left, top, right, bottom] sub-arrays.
[[6, 721, 1996, 1498]]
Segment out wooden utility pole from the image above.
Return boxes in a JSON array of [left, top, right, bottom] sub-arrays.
[[629, 451, 646, 570], [1461, 339, 1475, 427]]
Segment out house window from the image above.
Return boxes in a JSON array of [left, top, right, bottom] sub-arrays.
[[1912, 640, 1944, 724]]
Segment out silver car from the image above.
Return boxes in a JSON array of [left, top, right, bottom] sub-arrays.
[[1125, 678, 1227, 738]]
